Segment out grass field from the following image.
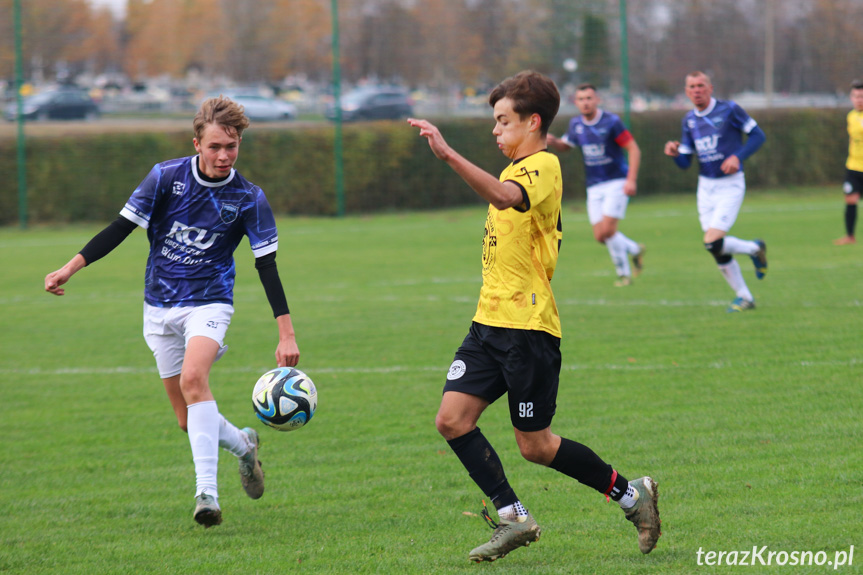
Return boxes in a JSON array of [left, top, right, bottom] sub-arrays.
[[1, 188, 860, 574]]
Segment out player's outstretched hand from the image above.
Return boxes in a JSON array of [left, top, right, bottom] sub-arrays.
[[720, 154, 741, 175], [45, 268, 72, 296], [408, 118, 453, 162], [44, 254, 86, 296], [276, 337, 300, 368], [664, 140, 680, 157]]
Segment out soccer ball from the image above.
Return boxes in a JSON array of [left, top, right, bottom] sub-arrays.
[[252, 367, 317, 431]]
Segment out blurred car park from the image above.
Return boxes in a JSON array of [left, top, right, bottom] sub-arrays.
[[211, 91, 298, 121], [326, 86, 413, 122], [4, 88, 100, 121]]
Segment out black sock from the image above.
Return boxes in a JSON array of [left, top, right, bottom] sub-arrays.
[[845, 204, 857, 237], [549, 437, 627, 496], [447, 427, 518, 509]]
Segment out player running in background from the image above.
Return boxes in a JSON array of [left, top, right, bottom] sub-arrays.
[[834, 79, 863, 245], [44, 96, 300, 527], [548, 83, 645, 287], [409, 71, 660, 563], [664, 71, 768, 313]]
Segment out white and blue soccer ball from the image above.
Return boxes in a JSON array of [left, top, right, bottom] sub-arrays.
[[252, 367, 317, 431]]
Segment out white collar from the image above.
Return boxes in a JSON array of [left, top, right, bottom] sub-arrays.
[[581, 109, 604, 126], [191, 155, 236, 187], [694, 98, 717, 117]]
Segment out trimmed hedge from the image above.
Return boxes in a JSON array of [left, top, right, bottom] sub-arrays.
[[0, 108, 848, 225]]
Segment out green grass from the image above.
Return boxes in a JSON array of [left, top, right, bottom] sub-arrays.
[[1, 188, 861, 574]]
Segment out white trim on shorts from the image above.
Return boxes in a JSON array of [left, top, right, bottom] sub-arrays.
[[586, 178, 629, 225], [696, 172, 746, 232], [143, 302, 234, 379]]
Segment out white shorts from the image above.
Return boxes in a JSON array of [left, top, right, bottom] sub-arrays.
[[143, 303, 234, 379], [696, 172, 746, 232], [586, 178, 629, 225]]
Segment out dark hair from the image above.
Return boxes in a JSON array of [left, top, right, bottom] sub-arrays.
[[488, 70, 560, 136], [576, 83, 597, 93], [851, 79, 863, 91], [193, 96, 250, 140]]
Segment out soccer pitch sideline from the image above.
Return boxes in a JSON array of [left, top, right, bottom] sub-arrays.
[[1, 189, 860, 574]]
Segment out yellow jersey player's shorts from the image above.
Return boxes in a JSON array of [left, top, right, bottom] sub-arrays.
[[444, 322, 561, 432]]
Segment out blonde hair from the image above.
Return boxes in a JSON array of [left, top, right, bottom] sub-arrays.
[[193, 96, 250, 140], [686, 70, 712, 85]]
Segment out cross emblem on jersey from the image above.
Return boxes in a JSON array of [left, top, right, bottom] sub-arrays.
[[515, 167, 539, 184]]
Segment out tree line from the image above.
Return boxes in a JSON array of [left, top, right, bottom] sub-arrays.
[[1, 0, 861, 96]]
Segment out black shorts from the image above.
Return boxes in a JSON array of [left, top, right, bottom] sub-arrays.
[[844, 169, 863, 195], [444, 322, 561, 432]]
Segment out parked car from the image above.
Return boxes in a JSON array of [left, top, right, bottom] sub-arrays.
[[4, 89, 100, 121], [326, 86, 413, 122], [212, 91, 297, 121]]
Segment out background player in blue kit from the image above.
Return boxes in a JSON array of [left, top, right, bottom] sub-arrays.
[[44, 96, 300, 527], [548, 83, 645, 286], [664, 71, 768, 312]]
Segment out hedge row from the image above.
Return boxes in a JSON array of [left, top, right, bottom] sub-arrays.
[[0, 108, 848, 225]]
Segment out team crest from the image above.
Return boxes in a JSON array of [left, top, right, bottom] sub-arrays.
[[447, 360, 467, 380], [172, 181, 186, 196], [220, 204, 239, 224]]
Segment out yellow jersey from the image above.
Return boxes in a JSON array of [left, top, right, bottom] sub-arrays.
[[473, 151, 563, 338], [846, 109, 863, 172]]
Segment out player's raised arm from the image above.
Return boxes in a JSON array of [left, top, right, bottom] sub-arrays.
[[546, 133, 571, 153], [408, 118, 523, 210]]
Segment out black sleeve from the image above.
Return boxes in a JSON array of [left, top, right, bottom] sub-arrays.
[[255, 252, 290, 318], [78, 215, 138, 266]]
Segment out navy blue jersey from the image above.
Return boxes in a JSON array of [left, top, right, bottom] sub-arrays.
[[677, 98, 759, 179], [120, 156, 279, 307], [562, 109, 634, 187]]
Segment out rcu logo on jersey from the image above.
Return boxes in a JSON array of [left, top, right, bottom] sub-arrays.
[[167, 221, 222, 250], [172, 181, 186, 196], [582, 144, 606, 158], [694, 134, 720, 154]]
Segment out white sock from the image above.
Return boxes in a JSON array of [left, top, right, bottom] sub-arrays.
[[618, 484, 639, 509], [718, 259, 753, 300], [614, 231, 641, 255], [722, 236, 759, 255], [218, 414, 250, 458], [497, 501, 528, 522], [187, 400, 220, 499], [606, 234, 631, 277]]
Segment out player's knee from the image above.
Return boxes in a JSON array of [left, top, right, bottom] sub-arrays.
[[178, 422, 188, 433], [435, 411, 466, 440], [516, 438, 555, 465], [594, 225, 614, 243], [179, 371, 210, 402], [518, 444, 544, 464], [704, 238, 732, 264]]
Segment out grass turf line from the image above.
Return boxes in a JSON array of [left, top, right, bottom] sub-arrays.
[[0, 189, 860, 574]]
